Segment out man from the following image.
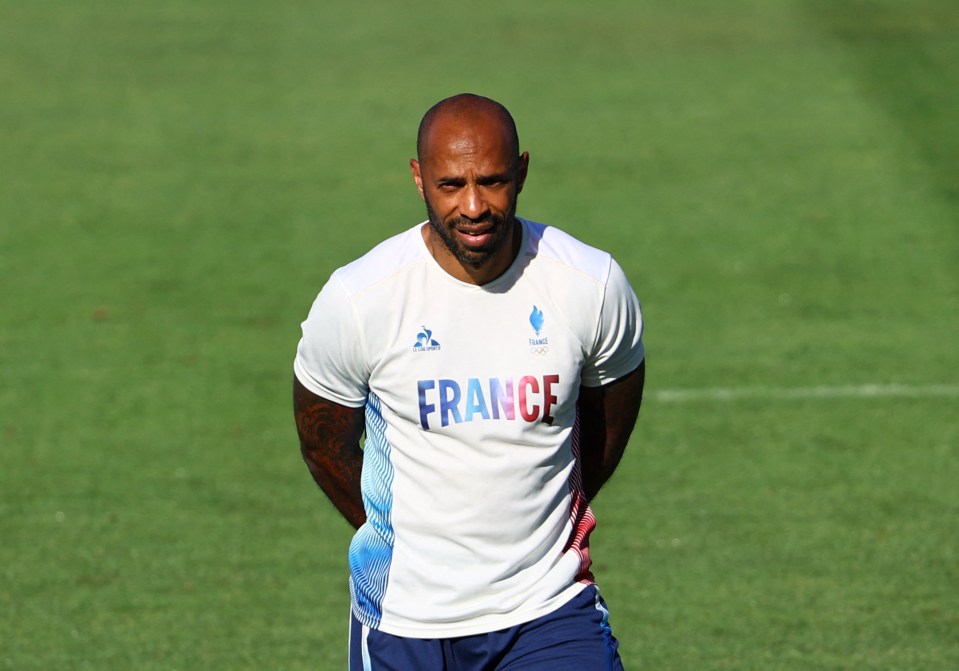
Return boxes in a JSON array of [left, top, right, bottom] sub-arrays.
[[293, 93, 645, 670]]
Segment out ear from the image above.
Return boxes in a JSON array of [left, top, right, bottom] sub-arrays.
[[515, 152, 529, 194], [410, 159, 426, 201]]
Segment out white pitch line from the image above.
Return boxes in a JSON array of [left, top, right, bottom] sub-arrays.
[[650, 383, 959, 403]]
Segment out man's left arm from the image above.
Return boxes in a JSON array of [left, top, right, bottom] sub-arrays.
[[576, 359, 645, 501]]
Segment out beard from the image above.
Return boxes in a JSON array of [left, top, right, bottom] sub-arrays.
[[424, 199, 515, 269]]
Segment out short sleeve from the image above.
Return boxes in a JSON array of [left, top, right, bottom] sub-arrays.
[[580, 258, 645, 387], [293, 273, 370, 407]]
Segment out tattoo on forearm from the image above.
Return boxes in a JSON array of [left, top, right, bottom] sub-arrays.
[[293, 378, 367, 528]]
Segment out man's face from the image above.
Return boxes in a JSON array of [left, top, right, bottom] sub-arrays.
[[411, 114, 528, 284]]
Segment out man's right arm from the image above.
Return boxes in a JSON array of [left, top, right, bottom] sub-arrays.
[[293, 375, 367, 529]]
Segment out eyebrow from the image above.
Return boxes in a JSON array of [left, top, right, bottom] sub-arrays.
[[434, 172, 511, 187]]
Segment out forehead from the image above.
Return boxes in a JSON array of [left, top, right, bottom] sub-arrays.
[[420, 113, 515, 172]]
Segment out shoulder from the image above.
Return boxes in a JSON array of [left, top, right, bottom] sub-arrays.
[[521, 218, 613, 284], [331, 223, 426, 296]]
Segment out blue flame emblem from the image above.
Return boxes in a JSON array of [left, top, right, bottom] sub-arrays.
[[529, 306, 544, 335]]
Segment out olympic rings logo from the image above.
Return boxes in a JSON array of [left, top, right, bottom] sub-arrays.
[[530, 346, 550, 355]]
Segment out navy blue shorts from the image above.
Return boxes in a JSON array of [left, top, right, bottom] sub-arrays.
[[348, 584, 624, 671]]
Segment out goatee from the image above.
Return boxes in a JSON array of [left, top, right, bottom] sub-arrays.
[[425, 200, 512, 269]]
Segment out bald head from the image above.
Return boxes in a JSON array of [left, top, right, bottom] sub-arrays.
[[416, 94, 520, 163]]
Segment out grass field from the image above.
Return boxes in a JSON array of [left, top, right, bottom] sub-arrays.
[[1, 1, 957, 669]]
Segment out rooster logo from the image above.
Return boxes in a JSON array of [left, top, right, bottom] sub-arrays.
[[414, 327, 440, 349]]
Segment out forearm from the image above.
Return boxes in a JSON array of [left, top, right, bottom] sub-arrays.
[[577, 360, 645, 501], [302, 441, 366, 529], [293, 377, 367, 529], [579, 427, 625, 502]]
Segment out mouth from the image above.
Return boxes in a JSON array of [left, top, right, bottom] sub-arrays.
[[454, 220, 497, 248]]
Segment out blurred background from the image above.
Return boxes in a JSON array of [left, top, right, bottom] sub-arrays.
[[1, 1, 957, 668]]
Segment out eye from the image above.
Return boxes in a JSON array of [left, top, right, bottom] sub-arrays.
[[480, 177, 509, 189], [435, 180, 463, 192]]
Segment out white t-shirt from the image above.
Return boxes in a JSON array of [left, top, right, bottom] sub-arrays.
[[294, 217, 644, 638]]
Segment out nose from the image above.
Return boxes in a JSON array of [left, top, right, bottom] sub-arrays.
[[460, 185, 490, 221]]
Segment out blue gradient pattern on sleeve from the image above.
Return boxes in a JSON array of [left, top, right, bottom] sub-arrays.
[[348, 392, 395, 628]]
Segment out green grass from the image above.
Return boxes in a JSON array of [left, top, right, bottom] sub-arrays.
[[1, 0, 957, 668]]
